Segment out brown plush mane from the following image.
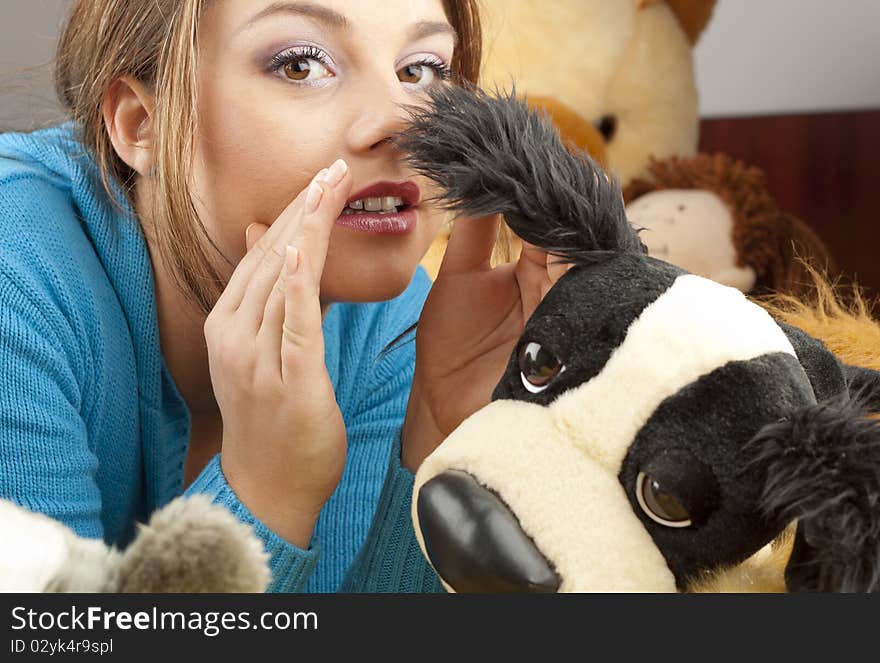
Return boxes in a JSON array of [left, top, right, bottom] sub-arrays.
[[624, 153, 833, 297], [759, 267, 880, 376]]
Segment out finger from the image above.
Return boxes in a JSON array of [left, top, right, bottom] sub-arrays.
[[237, 159, 351, 329], [520, 240, 573, 283], [246, 222, 269, 252], [437, 212, 503, 275], [547, 257, 574, 284], [212, 180, 317, 315], [255, 158, 350, 354], [519, 241, 549, 267], [278, 248, 326, 386], [288, 159, 352, 283], [256, 245, 295, 382]]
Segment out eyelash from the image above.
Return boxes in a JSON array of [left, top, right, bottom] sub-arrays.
[[268, 45, 330, 79], [268, 46, 453, 86], [403, 55, 453, 84]]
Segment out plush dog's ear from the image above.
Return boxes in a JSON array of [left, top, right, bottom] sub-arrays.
[[748, 397, 880, 592], [843, 364, 880, 413], [776, 322, 847, 401], [777, 320, 880, 411], [396, 84, 645, 264]]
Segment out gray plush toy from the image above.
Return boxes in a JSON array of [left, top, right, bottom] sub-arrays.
[[0, 496, 269, 592]]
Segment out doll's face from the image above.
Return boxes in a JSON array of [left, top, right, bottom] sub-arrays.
[[193, 0, 455, 303], [626, 189, 757, 292]]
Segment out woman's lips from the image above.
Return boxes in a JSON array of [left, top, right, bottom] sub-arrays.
[[334, 206, 417, 234], [334, 180, 420, 234]]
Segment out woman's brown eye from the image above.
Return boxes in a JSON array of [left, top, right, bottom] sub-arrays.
[[280, 56, 332, 82], [284, 59, 311, 81], [398, 64, 425, 84], [636, 472, 692, 528], [518, 342, 564, 393]]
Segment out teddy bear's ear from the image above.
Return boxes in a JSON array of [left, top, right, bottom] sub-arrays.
[[640, 0, 717, 44], [108, 496, 270, 593], [747, 397, 880, 592]]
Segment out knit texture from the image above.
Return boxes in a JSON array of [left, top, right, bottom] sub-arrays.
[[0, 123, 442, 593]]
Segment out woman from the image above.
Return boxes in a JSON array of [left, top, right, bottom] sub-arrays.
[[0, 0, 562, 592]]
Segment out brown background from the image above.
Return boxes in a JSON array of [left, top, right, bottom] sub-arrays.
[[698, 109, 880, 301]]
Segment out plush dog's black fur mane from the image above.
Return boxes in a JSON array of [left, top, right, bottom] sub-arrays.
[[748, 395, 880, 592], [396, 84, 645, 265]]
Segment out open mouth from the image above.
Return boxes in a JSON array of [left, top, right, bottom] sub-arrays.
[[335, 181, 420, 234], [340, 195, 410, 216]]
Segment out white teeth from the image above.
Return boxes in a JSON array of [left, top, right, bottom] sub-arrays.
[[345, 195, 404, 213]]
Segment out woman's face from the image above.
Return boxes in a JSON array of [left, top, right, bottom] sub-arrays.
[[195, 0, 456, 302]]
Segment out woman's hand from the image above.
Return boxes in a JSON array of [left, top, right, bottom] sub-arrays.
[[204, 159, 352, 548], [402, 214, 571, 471]]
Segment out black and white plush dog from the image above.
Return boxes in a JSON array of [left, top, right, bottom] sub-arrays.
[[401, 86, 880, 593]]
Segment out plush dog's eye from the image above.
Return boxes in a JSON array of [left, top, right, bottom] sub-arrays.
[[636, 472, 692, 528], [518, 342, 565, 393]]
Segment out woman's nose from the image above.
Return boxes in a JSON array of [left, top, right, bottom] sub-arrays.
[[343, 78, 414, 154]]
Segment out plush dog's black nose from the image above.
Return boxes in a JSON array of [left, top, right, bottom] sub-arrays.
[[417, 470, 561, 593]]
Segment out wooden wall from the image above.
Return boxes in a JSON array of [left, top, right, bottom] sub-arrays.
[[698, 109, 880, 301]]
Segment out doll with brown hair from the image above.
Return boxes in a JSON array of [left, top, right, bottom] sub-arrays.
[[624, 153, 833, 297]]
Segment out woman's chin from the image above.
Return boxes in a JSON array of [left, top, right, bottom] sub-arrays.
[[320, 264, 420, 304]]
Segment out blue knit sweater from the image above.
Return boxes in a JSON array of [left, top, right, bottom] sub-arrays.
[[0, 123, 442, 593]]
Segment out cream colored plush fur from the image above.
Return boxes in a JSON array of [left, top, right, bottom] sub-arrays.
[[414, 399, 678, 592]]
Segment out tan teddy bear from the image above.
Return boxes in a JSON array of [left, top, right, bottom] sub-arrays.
[[419, 0, 716, 279]]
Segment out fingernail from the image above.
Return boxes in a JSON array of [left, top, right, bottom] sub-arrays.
[[319, 158, 348, 187], [285, 245, 300, 277], [245, 222, 257, 246], [305, 181, 323, 213]]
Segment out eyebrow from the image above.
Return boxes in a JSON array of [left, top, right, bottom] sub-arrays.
[[236, 2, 457, 45], [238, 2, 348, 35], [411, 20, 458, 46]]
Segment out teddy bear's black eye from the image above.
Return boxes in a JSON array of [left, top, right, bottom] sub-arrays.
[[636, 472, 692, 528], [596, 114, 617, 142], [518, 342, 565, 394]]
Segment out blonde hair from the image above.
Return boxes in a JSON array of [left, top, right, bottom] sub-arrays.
[[55, 0, 482, 315]]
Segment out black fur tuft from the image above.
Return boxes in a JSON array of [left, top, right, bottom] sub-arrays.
[[396, 84, 645, 264], [747, 397, 880, 591]]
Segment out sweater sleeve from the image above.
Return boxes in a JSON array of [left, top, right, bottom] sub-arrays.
[[0, 270, 102, 540], [340, 434, 445, 593], [184, 454, 320, 593], [339, 291, 445, 593]]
